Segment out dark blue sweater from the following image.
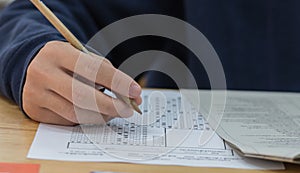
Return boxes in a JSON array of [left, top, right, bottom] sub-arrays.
[[1, 0, 300, 110]]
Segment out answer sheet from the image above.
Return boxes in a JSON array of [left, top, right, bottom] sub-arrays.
[[28, 89, 283, 169]]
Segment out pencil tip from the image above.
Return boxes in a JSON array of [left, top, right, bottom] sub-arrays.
[[137, 109, 142, 115]]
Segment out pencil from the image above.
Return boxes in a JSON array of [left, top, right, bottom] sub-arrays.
[[30, 0, 142, 115]]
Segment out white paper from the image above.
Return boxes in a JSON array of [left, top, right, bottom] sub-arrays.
[[28, 89, 283, 170], [202, 90, 300, 162]]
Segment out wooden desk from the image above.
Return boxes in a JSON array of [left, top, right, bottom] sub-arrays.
[[0, 95, 299, 173]]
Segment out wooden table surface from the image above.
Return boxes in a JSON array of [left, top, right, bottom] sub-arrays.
[[0, 95, 300, 173]]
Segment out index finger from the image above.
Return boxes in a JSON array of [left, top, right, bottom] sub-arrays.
[[54, 42, 142, 98]]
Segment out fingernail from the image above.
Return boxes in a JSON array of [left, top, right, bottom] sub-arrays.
[[129, 83, 141, 97]]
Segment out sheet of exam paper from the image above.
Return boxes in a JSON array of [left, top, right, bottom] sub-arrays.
[[198, 90, 300, 161], [27, 89, 283, 170]]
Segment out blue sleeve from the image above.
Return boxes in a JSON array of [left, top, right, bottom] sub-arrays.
[[0, 0, 98, 109]]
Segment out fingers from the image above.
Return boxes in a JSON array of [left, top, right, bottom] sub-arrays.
[[23, 64, 73, 125], [23, 82, 112, 125], [23, 99, 75, 126], [48, 41, 141, 98], [35, 108, 76, 125], [49, 69, 134, 118], [23, 40, 142, 125], [42, 90, 111, 124]]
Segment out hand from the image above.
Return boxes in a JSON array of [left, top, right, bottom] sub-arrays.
[[22, 41, 142, 125]]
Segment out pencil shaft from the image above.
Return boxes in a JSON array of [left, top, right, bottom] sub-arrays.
[[30, 0, 87, 53]]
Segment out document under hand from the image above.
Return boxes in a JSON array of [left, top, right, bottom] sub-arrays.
[[28, 89, 283, 170]]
